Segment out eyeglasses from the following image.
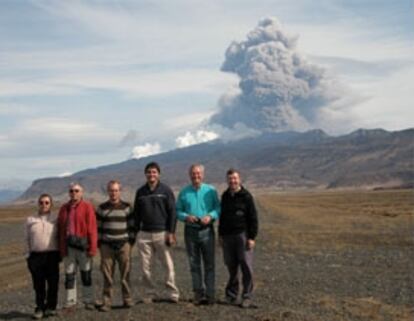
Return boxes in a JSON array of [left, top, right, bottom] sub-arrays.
[[69, 189, 81, 193], [39, 201, 50, 205]]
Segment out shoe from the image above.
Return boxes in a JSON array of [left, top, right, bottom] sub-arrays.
[[193, 292, 206, 305], [32, 308, 43, 320], [225, 296, 237, 305], [98, 304, 111, 312], [206, 297, 215, 305], [166, 297, 179, 304], [44, 309, 57, 317], [142, 297, 153, 304], [123, 301, 134, 308], [240, 298, 256, 308], [84, 303, 95, 310]]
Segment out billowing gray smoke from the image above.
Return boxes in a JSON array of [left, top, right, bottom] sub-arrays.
[[210, 17, 341, 132]]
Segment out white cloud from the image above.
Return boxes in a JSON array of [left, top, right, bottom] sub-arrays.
[[15, 117, 116, 141], [0, 103, 33, 116], [176, 130, 219, 148], [58, 172, 72, 178], [293, 24, 413, 62], [0, 117, 121, 157], [131, 142, 161, 159], [0, 69, 236, 98], [210, 123, 261, 142], [348, 64, 414, 130]]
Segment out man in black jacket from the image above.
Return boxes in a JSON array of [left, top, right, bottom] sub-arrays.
[[133, 162, 179, 303], [219, 168, 258, 308]]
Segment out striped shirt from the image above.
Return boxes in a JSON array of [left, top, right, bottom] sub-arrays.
[[96, 200, 136, 245]]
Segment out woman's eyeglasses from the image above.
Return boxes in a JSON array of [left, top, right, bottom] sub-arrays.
[[39, 201, 50, 205], [69, 189, 81, 193]]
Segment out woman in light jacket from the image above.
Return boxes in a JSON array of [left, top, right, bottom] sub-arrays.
[[25, 194, 60, 319]]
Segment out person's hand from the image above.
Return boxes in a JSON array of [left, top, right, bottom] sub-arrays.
[[185, 215, 198, 224], [200, 215, 212, 226], [246, 239, 255, 250], [165, 233, 176, 247]]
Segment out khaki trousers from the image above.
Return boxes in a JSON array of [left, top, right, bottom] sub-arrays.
[[137, 231, 179, 300], [100, 242, 132, 306]]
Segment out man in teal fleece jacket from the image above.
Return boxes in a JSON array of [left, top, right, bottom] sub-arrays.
[[176, 164, 220, 305]]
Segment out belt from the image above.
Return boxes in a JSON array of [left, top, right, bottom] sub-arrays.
[[185, 223, 213, 230]]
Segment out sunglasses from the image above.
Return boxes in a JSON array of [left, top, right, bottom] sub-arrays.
[[39, 201, 50, 205], [69, 189, 81, 193]]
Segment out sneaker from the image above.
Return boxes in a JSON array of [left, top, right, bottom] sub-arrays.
[[32, 308, 43, 320], [240, 298, 256, 309], [44, 309, 57, 317], [84, 303, 95, 310], [98, 304, 111, 312]]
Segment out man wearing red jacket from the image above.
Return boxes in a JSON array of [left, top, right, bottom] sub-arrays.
[[58, 183, 97, 310]]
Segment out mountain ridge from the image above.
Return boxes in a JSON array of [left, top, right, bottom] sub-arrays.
[[18, 128, 414, 203]]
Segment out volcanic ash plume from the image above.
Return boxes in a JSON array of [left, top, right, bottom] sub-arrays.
[[210, 17, 342, 132]]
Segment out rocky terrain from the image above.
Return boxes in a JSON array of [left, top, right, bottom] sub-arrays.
[[0, 189, 413, 321]]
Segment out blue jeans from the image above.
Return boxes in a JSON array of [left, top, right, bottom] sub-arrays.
[[184, 225, 215, 299]]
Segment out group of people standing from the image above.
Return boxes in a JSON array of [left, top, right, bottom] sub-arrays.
[[24, 162, 259, 319]]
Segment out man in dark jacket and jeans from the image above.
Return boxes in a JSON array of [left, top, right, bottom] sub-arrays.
[[219, 168, 258, 308], [133, 162, 179, 303]]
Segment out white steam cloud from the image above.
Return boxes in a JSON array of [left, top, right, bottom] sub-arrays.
[[131, 142, 161, 159], [58, 172, 72, 178], [210, 17, 343, 132], [176, 130, 219, 148]]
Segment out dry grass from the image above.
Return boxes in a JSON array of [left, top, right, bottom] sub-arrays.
[[0, 205, 36, 223], [0, 242, 30, 291], [257, 189, 414, 252]]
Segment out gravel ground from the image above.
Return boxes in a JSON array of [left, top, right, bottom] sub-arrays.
[[0, 200, 413, 321]]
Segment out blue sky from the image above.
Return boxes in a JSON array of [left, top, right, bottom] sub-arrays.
[[0, 0, 413, 187]]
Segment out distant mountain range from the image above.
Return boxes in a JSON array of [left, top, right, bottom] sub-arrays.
[[0, 190, 23, 204], [19, 128, 413, 203]]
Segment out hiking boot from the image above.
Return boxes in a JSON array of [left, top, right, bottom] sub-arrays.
[[32, 308, 43, 320]]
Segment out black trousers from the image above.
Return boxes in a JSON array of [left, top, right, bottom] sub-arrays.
[[27, 251, 60, 310], [222, 233, 254, 299]]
